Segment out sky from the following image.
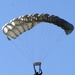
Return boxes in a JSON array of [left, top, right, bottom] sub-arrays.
[[0, 0, 75, 75]]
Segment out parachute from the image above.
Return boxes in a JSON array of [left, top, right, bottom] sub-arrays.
[[2, 13, 74, 74], [2, 13, 74, 40]]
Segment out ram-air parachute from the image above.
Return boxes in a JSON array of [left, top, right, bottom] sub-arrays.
[[2, 13, 74, 40], [2, 13, 74, 75]]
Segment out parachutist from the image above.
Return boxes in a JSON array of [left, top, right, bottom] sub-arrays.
[[33, 62, 43, 75]]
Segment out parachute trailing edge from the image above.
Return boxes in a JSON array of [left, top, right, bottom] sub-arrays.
[[2, 13, 74, 40]]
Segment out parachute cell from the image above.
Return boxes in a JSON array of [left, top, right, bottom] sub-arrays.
[[2, 13, 74, 40]]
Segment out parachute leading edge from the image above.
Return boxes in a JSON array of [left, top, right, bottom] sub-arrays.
[[2, 13, 74, 40]]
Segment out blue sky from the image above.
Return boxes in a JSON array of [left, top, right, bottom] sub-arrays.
[[0, 0, 75, 75]]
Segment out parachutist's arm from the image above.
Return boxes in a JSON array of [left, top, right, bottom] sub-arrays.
[[33, 65, 36, 73], [40, 70, 42, 74], [34, 69, 36, 73]]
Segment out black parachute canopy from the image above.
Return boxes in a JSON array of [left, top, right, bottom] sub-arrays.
[[2, 13, 74, 40]]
